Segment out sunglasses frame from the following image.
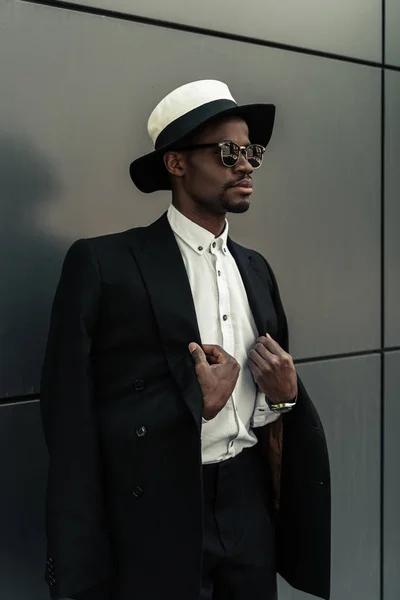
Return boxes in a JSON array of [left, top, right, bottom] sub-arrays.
[[172, 140, 266, 169]]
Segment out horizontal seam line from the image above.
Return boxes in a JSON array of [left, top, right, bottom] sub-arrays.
[[383, 64, 400, 72], [0, 395, 39, 406], [295, 349, 385, 365], [21, 0, 389, 69], [2, 348, 400, 403]]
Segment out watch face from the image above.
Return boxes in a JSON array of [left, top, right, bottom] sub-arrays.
[[269, 403, 295, 414]]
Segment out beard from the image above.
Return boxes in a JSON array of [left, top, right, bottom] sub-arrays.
[[190, 185, 251, 216], [220, 191, 251, 214]]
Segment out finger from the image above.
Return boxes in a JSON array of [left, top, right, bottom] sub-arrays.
[[253, 342, 275, 362], [248, 359, 262, 380], [257, 334, 286, 356], [189, 343, 207, 365], [202, 344, 228, 364], [206, 354, 219, 365], [248, 349, 268, 371]]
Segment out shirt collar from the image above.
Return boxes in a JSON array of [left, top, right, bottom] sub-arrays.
[[167, 204, 229, 255]]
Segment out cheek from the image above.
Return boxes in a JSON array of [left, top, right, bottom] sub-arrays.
[[188, 158, 230, 195], [201, 166, 230, 192], [190, 168, 218, 194]]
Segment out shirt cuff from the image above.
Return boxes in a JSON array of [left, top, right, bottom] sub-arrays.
[[251, 391, 280, 428]]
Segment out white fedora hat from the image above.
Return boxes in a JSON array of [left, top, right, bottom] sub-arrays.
[[129, 80, 275, 193]]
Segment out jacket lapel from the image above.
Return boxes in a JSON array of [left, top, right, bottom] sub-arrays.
[[131, 213, 203, 433], [229, 239, 284, 513], [228, 239, 269, 337]]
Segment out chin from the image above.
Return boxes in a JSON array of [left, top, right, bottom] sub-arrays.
[[222, 195, 251, 214]]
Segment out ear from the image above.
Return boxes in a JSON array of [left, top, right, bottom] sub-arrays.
[[163, 151, 185, 178]]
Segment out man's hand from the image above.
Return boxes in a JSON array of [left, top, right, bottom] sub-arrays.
[[189, 343, 240, 421], [248, 334, 297, 404]]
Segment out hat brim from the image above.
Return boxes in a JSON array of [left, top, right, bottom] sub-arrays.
[[129, 103, 275, 194]]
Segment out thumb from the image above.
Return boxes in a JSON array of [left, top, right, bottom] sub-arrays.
[[189, 343, 207, 366]]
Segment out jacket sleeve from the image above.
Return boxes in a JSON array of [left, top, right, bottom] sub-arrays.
[[65, 579, 112, 600], [40, 239, 113, 600]]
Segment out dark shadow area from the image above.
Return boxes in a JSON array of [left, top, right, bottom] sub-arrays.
[[0, 137, 65, 597], [0, 137, 65, 398], [0, 401, 49, 600]]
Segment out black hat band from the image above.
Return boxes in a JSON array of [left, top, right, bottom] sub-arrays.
[[154, 98, 238, 150]]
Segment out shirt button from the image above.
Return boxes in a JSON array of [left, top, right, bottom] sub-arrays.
[[136, 426, 147, 438], [198, 246, 203, 251], [217, 270, 221, 276], [132, 485, 144, 499], [133, 380, 145, 391], [212, 242, 216, 248], [223, 314, 228, 321], [223, 248, 227, 253]]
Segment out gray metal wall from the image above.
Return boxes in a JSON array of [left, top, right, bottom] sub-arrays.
[[0, 1, 398, 598]]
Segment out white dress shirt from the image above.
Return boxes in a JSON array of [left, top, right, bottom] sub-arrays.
[[167, 204, 278, 465]]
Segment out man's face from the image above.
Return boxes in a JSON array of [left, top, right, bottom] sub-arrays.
[[171, 116, 255, 215]]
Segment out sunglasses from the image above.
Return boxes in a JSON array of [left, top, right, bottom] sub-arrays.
[[173, 140, 266, 169]]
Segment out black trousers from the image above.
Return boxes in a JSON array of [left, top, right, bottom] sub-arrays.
[[201, 445, 277, 600]]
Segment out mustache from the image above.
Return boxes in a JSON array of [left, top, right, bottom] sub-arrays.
[[224, 176, 253, 190]]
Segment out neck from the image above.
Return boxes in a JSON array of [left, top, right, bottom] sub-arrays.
[[172, 198, 226, 238]]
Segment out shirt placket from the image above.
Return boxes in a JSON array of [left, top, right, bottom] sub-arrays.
[[213, 242, 240, 458]]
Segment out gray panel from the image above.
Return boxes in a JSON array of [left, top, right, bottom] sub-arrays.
[[386, 0, 400, 66], [384, 351, 400, 600], [0, 1, 380, 396], [60, 0, 382, 62], [279, 355, 381, 600], [0, 401, 48, 600], [385, 71, 400, 347]]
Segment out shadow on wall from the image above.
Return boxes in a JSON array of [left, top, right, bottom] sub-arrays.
[[0, 137, 65, 398], [0, 402, 49, 600]]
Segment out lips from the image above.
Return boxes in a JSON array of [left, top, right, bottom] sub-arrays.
[[232, 179, 253, 189]]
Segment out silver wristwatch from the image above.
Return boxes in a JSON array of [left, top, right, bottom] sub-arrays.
[[266, 396, 297, 414]]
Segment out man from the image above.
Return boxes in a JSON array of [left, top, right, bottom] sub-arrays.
[[40, 80, 331, 600]]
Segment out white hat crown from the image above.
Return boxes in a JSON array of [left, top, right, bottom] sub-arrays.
[[147, 80, 236, 147]]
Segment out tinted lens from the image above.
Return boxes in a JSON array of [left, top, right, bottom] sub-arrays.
[[247, 144, 264, 168], [220, 141, 239, 167]]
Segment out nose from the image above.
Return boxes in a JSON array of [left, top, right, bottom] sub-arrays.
[[234, 151, 254, 175]]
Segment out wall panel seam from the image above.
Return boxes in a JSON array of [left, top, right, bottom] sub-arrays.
[[20, 0, 392, 70], [2, 351, 391, 406], [380, 0, 385, 596]]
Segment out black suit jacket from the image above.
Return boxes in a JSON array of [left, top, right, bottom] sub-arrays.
[[40, 212, 331, 600]]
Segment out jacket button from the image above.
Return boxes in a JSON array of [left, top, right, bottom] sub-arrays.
[[133, 380, 145, 391], [132, 485, 143, 499], [136, 426, 147, 438]]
